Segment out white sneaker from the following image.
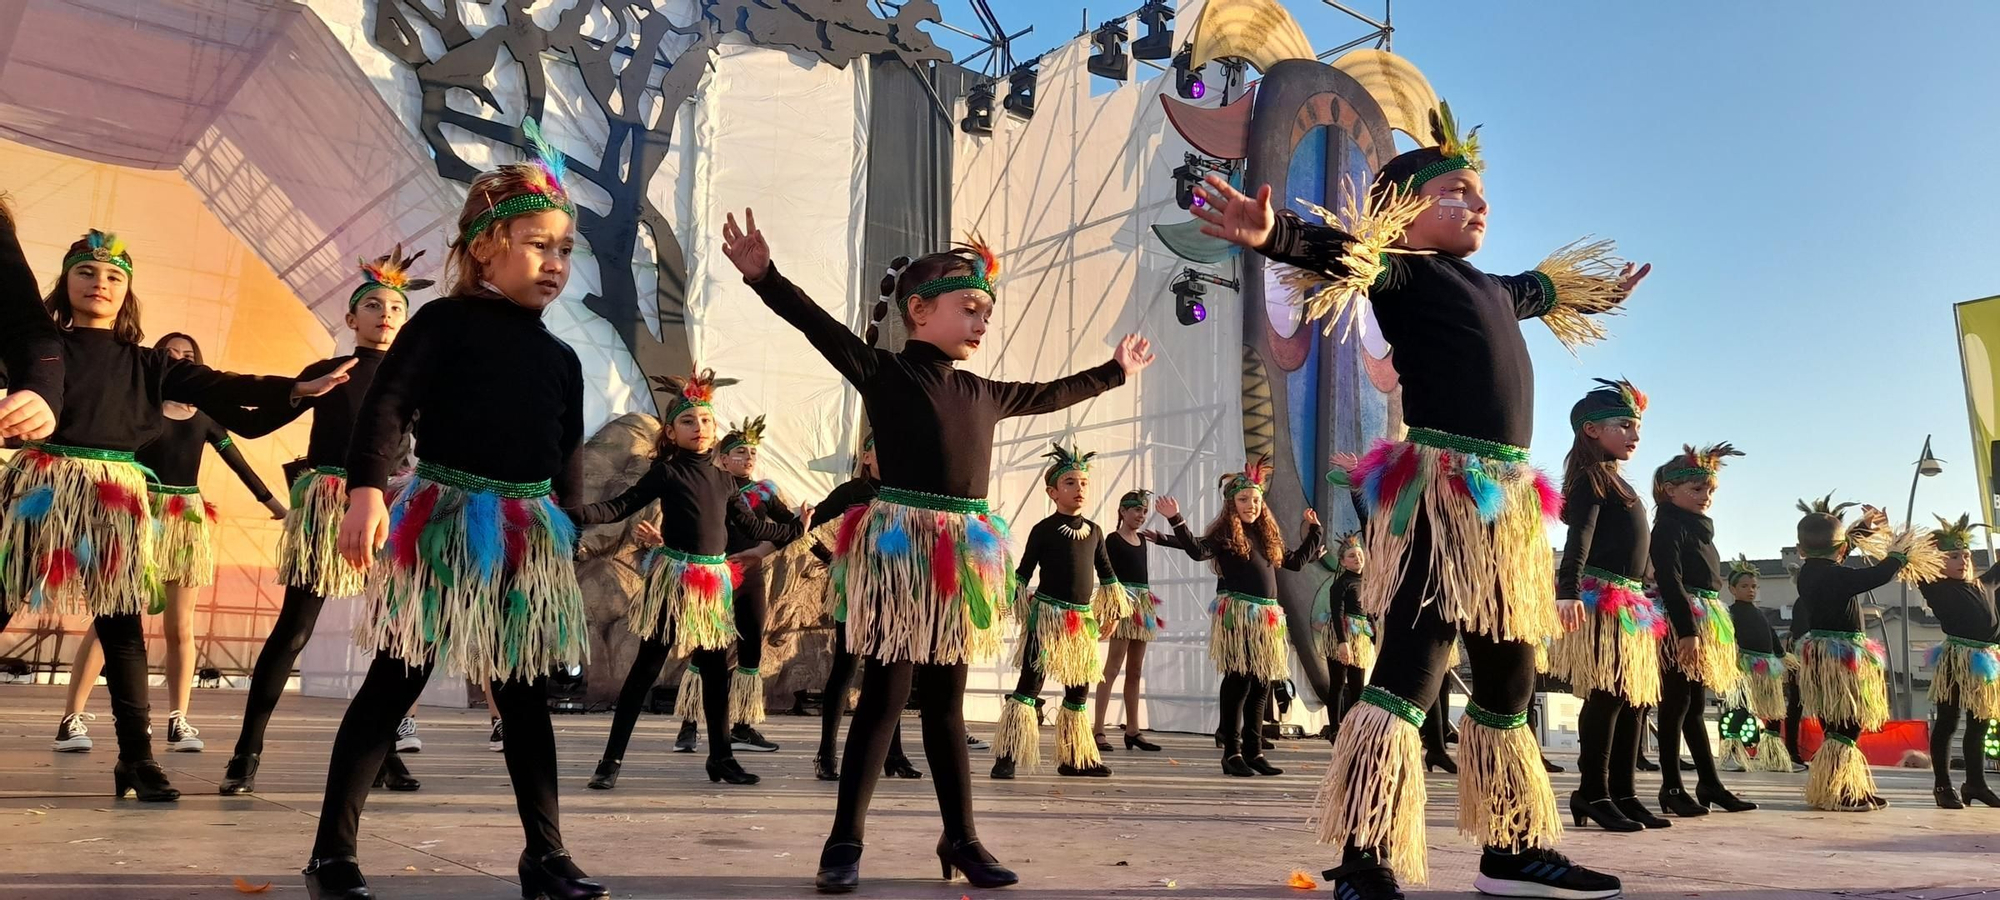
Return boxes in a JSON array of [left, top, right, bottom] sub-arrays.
[[53, 712, 95, 752], [966, 733, 991, 751], [166, 711, 204, 752], [395, 716, 423, 753]]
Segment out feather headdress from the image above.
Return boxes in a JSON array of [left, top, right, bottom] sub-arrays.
[[349, 244, 435, 310], [1930, 513, 1985, 553], [1041, 440, 1096, 487], [1334, 529, 1363, 553], [1569, 377, 1648, 431], [460, 116, 577, 246], [1221, 455, 1274, 498], [720, 415, 768, 453], [913, 233, 1002, 301], [650, 367, 739, 422], [1726, 554, 1759, 586], [1371, 99, 1485, 202], [63, 229, 132, 276], [1119, 489, 1154, 510], [1660, 442, 1742, 483], [1795, 492, 1870, 556]]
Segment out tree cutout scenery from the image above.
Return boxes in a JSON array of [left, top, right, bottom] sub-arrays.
[[371, 0, 948, 384]]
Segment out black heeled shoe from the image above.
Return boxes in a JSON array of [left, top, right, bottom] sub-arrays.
[[220, 752, 259, 795], [1541, 755, 1565, 773], [1659, 786, 1708, 817], [884, 755, 923, 779], [1124, 731, 1162, 751], [302, 856, 371, 900], [815, 841, 862, 894], [1093, 732, 1114, 752], [1696, 781, 1757, 812], [935, 836, 1018, 888], [113, 759, 180, 802], [1635, 755, 1660, 771], [518, 848, 607, 900], [1964, 782, 2000, 808], [1613, 796, 1671, 828], [1569, 791, 1642, 832], [1260, 734, 1275, 751], [1058, 762, 1112, 777], [1245, 755, 1284, 776], [814, 754, 840, 781], [990, 755, 1016, 780], [1937, 785, 1966, 809], [1220, 754, 1255, 777], [372, 754, 420, 792], [706, 757, 759, 785], [586, 759, 619, 790], [1213, 729, 1226, 748], [1424, 750, 1458, 774]]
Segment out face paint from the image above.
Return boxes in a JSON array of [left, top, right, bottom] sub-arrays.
[[1435, 197, 1471, 221]]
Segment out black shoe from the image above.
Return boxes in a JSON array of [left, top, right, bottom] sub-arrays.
[[731, 723, 780, 752], [1964, 782, 2000, 808], [1058, 762, 1112, 777], [302, 856, 371, 900], [1425, 750, 1458, 774], [1937, 785, 1966, 809], [1659, 786, 1708, 817], [487, 718, 505, 753], [372, 755, 419, 793], [1790, 761, 1810, 773], [1863, 793, 1891, 810], [1696, 781, 1756, 812], [1613, 795, 1671, 829], [1678, 758, 1696, 772], [1260, 734, 1275, 751], [1473, 847, 1621, 899], [1322, 852, 1404, 900], [814, 754, 840, 781], [1635, 755, 1660, 771], [1093, 732, 1114, 752], [518, 848, 608, 900], [815, 841, 862, 894], [220, 752, 259, 795], [1221, 754, 1255, 777], [990, 756, 1017, 780], [884, 756, 923, 779], [1542, 755, 1565, 773], [113, 759, 180, 802], [1246, 755, 1284, 776], [1570, 792, 1642, 832], [1124, 732, 1162, 751], [673, 720, 698, 753], [1213, 728, 1227, 748], [586, 759, 620, 791], [965, 733, 991, 751], [706, 757, 759, 785], [935, 836, 1017, 888]]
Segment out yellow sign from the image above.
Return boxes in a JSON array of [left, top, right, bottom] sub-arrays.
[[1955, 295, 2000, 527]]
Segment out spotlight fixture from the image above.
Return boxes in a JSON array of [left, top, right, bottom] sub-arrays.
[[1172, 153, 1229, 210], [1003, 61, 1037, 119], [1171, 268, 1239, 327], [1132, 0, 1175, 60], [960, 82, 995, 136], [1173, 47, 1206, 100], [548, 664, 587, 713], [1087, 21, 1130, 82]]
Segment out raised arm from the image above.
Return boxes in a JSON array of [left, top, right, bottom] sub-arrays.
[[1833, 556, 1906, 597], [1164, 515, 1212, 562], [1283, 520, 1325, 571], [203, 357, 341, 439], [723, 208, 880, 385], [1494, 243, 1650, 352]]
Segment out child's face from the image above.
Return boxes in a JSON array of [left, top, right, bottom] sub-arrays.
[[1730, 576, 1758, 602], [1403, 169, 1488, 257], [1340, 546, 1365, 573], [478, 210, 574, 309], [66, 261, 129, 326], [671, 407, 716, 453], [908, 287, 992, 361], [1233, 489, 1264, 523], [1046, 470, 1088, 513], [346, 288, 408, 349], [1118, 504, 1148, 530], [1665, 478, 1715, 514], [723, 444, 758, 478], [1586, 417, 1641, 461], [1945, 549, 1972, 580]]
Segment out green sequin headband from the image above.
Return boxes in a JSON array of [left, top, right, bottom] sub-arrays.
[[1660, 465, 1717, 483], [63, 232, 133, 278], [461, 193, 575, 247], [1223, 475, 1266, 497], [913, 273, 993, 302], [1398, 156, 1475, 196], [665, 396, 712, 422], [1119, 491, 1152, 510], [1574, 406, 1640, 428], [348, 281, 406, 311]]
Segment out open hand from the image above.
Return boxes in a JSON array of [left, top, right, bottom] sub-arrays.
[[1154, 495, 1180, 520], [1330, 451, 1360, 473], [721, 209, 771, 281], [293, 359, 358, 401], [1557, 598, 1587, 632], [633, 520, 663, 548], [1676, 635, 1700, 670], [798, 503, 815, 526], [1616, 262, 1652, 297], [1189, 173, 1275, 249], [1114, 334, 1155, 375], [0, 390, 55, 440]]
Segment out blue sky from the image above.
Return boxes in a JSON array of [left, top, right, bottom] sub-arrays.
[[927, 1, 2000, 559]]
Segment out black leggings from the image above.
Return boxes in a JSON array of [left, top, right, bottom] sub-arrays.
[[313, 652, 562, 860], [0, 611, 154, 762], [818, 624, 907, 761], [1655, 668, 1718, 791], [1217, 673, 1270, 758], [234, 584, 327, 758], [1326, 659, 1365, 740], [602, 627, 734, 764], [827, 660, 974, 847], [1781, 676, 1804, 761], [1575, 690, 1643, 799], [1007, 631, 1090, 734], [1931, 703, 1991, 789]]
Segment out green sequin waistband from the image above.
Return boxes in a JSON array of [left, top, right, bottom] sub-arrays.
[[875, 486, 990, 515], [1032, 592, 1092, 612], [1946, 635, 2000, 650], [313, 465, 349, 478], [1580, 566, 1645, 591], [1463, 700, 1530, 730], [26, 441, 137, 463], [1739, 648, 1784, 661], [652, 545, 728, 566], [1404, 427, 1530, 464], [147, 484, 201, 496], [1120, 581, 1151, 591], [1360, 686, 1425, 727], [414, 461, 552, 499], [1806, 629, 1867, 641], [1218, 590, 1278, 606]]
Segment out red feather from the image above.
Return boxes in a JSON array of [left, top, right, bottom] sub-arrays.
[[392, 485, 440, 570], [1264, 608, 1280, 627], [727, 560, 745, 590], [836, 506, 867, 555], [1533, 471, 1563, 521], [42, 549, 77, 588], [164, 495, 186, 519], [97, 481, 141, 516], [683, 562, 721, 594], [1376, 445, 1420, 504], [202, 501, 219, 522], [502, 499, 531, 567], [930, 530, 959, 598], [1065, 609, 1082, 635]]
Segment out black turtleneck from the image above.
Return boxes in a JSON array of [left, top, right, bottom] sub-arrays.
[[1650, 502, 1723, 639], [1015, 512, 1116, 605], [572, 447, 801, 556], [1163, 513, 1324, 598], [750, 265, 1126, 498], [346, 296, 584, 499], [214, 346, 403, 471], [1918, 568, 2000, 643], [136, 411, 275, 501], [1330, 568, 1364, 641], [1556, 475, 1649, 599], [728, 473, 802, 554], [1104, 529, 1150, 585], [1729, 599, 1780, 655], [46, 329, 295, 453], [1792, 554, 1903, 638], [0, 208, 63, 415]]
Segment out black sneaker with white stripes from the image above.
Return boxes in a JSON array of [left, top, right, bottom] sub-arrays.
[[395, 715, 423, 753], [1472, 847, 1621, 899], [1323, 851, 1404, 900], [730, 724, 779, 752], [487, 717, 505, 752], [53, 712, 94, 752]]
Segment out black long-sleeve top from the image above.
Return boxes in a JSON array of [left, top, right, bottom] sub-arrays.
[[345, 296, 584, 498], [219, 347, 410, 474], [1104, 530, 1150, 585], [1650, 503, 1724, 640], [1016, 513, 1116, 605], [0, 210, 62, 415], [1918, 567, 2000, 643], [46, 329, 295, 453], [750, 265, 1125, 498], [1164, 513, 1324, 599], [809, 475, 879, 563], [1557, 476, 1649, 599], [137, 411, 275, 502], [727, 475, 802, 554], [1730, 600, 1781, 655], [1792, 555, 1904, 637], [572, 447, 800, 556], [1329, 569, 1364, 641], [1259, 213, 1556, 449]]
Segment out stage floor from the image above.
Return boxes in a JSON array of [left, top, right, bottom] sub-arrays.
[[1, 684, 1995, 899]]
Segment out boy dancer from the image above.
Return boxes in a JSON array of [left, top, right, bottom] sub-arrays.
[[1918, 514, 2000, 808]]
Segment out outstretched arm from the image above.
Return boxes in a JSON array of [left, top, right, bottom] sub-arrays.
[[571, 465, 668, 527], [1283, 513, 1324, 571], [206, 420, 276, 506], [1156, 496, 1212, 562], [988, 339, 1144, 418], [725, 208, 880, 386]]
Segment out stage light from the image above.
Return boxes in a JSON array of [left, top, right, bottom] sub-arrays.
[[1132, 0, 1175, 60], [1087, 21, 1129, 82], [548, 664, 587, 713], [1173, 162, 1198, 210], [1173, 48, 1205, 100], [1172, 275, 1207, 326], [960, 82, 995, 136], [1003, 61, 1037, 119]]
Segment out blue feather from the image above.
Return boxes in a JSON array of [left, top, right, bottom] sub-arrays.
[[74, 533, 94, 569], [16, 486, 55, 522], [1463, 459, 1505, 522], [465, 491, 503, 579], [522, 116, 568, 186], [1973, 649, 2000, 682], [964, 516, 999, 562], [541, 497, 578, 553], [876, 519, 910, 558], [1926, 643, 1946, 668]]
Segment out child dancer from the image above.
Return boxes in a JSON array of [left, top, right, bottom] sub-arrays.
[[581, 373, 805, 788], [306, 121, 605, 900], [1918, 514, 2000, 808], [1717, 556, 1795, 774], [1160, 457, 1323, 778], [991, 442, 1126, 779], [1315, 531, 1368, 742], [1649, 444, 1755, 816], [1094, 489, 1165, 752], [1545, 380, 1666, 832], [723, 210, 1150, 892]]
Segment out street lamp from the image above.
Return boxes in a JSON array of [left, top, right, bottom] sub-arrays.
[[1895, 435, 1944, 718]]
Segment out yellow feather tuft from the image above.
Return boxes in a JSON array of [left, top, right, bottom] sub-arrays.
[[1283, 176, 1434, 337]]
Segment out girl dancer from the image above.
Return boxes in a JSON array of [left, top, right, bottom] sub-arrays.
[[1917, 514, 2000, 808], [580, 375, 804, 789], [221, 248, 423, 796], [723, 209, 1150, 892], [1717, 556, 1795, 773], [991, 442, 1125, 779], [1094, 489, 1165, 752], [0, 229, 348, 803], [1648, 444, 1755, 816], [54, 332, 285, 755], [1159, 456, 1323, 778], [306, 121, 604, 900], [1314, 533, 1367, 741], [1195, 100, 1644, 898], [1545, 380, 1667, 831]]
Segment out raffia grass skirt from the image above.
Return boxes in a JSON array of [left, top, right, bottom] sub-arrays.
[[280, 466, 367, 598], [1209, 590, 1289, 679], [1314, 689, 1430, 882], [1928, 636, 2000, 719], [634, 544, 738, 653], [1545, 568, 1664, 705], [1806, 734, 1878, 810], [1731, 650, 1790, 720], [1016, 593, 1104, 686], [1108, 583, 1162, 641], [0, 444, 154, 616], [1664, 588, 1741, 694], [831, 487, 1014, 665], [354, 461, 588, 683], [1798, 630, 1889, 731], [148, 485, 217, 589]]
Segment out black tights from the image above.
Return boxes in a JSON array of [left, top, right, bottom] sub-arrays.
[[817, 624, 906, 761], [234, 584, 326, 758], [1575, 691, 1643, 799], [1655, 669, 1719, 791], [1218, 672, 1270, 758], [1326, 659, 1365, 741], [826, 660, 974, 847], [1931, 703, 1991, 789], [313, 652, 562, 860], [1781, 677, 1804, 761], [1007, 638, 1089, 732], [602, 629, 734, 764], [3, 610, 157, 763]]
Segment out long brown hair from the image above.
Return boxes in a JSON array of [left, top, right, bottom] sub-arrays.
[[1561, 429, 1635, 525], [45, 237, 143, 344], [1202, 490, 1285, 568], [446, 165, 569, 297]]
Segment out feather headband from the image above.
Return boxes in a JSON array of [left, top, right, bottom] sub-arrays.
[[1221, 455, 1273, 498], [1795, 492, 1863, 554], [1931, 513, 1984, 553], [1570, 377, 1648, 431], [1335, 529, 1362, 553], [720, 415, 767, 453], [62, 230, 132, 277], [650, 367, 739, 423], [1041, 440, 1095, 487], [1660, 442, 1741, 483], [348, 244, 435, 311], [459, 117, 576, 246], [1378, 100, 1485, 199], [912, 234, 1001, 303], [1119, 489, 1153, 510], [1726, 554, 1759, 585]]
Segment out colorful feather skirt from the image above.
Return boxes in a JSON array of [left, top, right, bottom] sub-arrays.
[[831, 486, 1014, 665], [1017, 593, 1104, 686], [1328, 615, 1378, 674], [1108, 582, 1163, 641], [1091, 579, 1131, 631], [1798, 629, 1889, 730], [280, 466, 366, 598], [148, 484, 217, 590], [1546, 567, 1665, 705], [1927, 635, 2000, 719], [0, 443, 154, 616], [1209, 590, 1289, 679], [1351, 428, 1561, 642], [354, 461, 587, 683], [1727, 649, 1790, 721], [1664, 588, 1740, 694], [634, 544, 738, 654]]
